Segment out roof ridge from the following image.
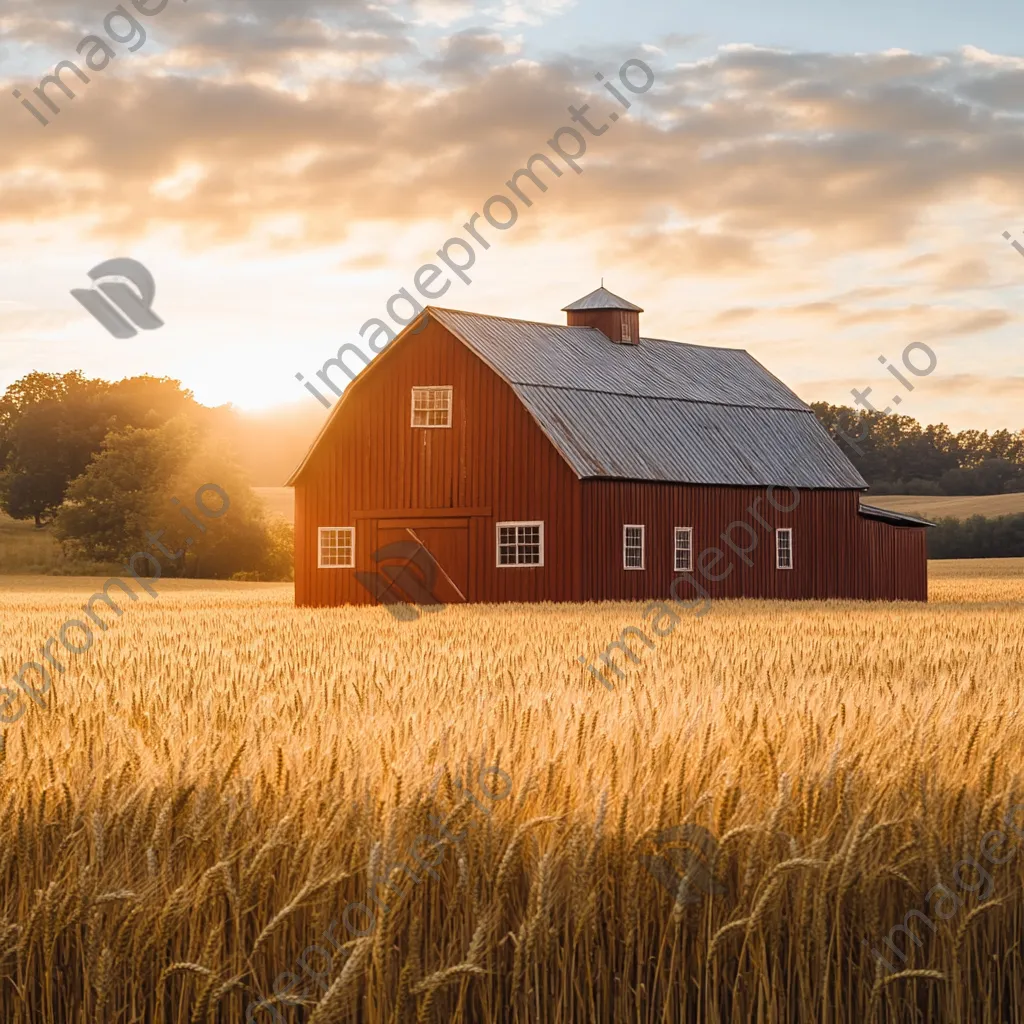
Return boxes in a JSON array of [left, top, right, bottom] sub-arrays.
[[428, 306, 748, 355], [427, 306, 591, 332], [514, 380, 810, 412], [640, 336, 747, 353]]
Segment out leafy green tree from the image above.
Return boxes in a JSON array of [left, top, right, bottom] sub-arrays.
[[811, 402, 1024, 495], [0, 372, 205, 527], [928, 513, 1024, 558], [0, 372, 110, 526], [54, 420, 189, 562], [54, 420, 293, 580]]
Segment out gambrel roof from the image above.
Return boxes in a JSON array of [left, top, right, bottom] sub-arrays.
[[289, 306, 867, 490]]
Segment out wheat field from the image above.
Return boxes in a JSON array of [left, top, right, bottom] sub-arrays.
[[0, 564, 1023, 1022]]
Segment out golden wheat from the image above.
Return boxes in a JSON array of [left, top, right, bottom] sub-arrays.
[[0, 565, 1022, 1022]]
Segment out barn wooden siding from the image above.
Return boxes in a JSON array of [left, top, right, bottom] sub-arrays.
[[294, 317, 929, 607], [293, 317, 583, 607], [857, 515, 929, 601], [580, 482, 927, 602]]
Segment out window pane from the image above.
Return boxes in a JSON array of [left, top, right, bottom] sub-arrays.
[[625, 526, 643, 568], [518, 525, 540, 564], [777, 530, 792, 568], [497, 523, 542, 566], [412, 387, 451, 427], [320, 527, 354, 567], [675, 528, 692, 571]]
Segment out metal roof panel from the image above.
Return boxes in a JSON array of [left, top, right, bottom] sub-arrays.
[[429, 308, 806, 409], [513, 386, 868, 488], [858, 503, 935, 528]]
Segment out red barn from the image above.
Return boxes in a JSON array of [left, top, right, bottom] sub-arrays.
[[288, 288, 931, 608]]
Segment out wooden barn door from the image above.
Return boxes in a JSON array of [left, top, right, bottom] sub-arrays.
[[375, 518, 470, 605]]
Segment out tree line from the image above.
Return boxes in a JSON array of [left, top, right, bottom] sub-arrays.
[[3, 374, 1020, 574], [810, 403, 1024, 495], [927, 514, 1024, 560], [0, 371, 292, 579]]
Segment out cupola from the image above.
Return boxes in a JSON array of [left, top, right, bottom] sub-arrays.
[[562, 286, 643, 345]]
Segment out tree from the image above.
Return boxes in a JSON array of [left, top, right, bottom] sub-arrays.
[[927, 513, 1024, 559], [54, 420, 189, 562], [0, 373, 110, 526], [811, 403, 1024, 495], [54, 420, 293, 579], [0, 372, 204, 527]]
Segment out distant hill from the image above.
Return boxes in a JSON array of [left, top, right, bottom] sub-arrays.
[[218, 402, 326, 486], [865, 493, 1024, 520], [254, 487, 294, 522]]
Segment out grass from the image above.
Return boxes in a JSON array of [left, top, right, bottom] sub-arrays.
[[0, 561, 1022, 1021], [0, 512, 62, 574], [867, 492, 1024, 519], [0, 492, 295, 575], [0, 514, 122, 576]]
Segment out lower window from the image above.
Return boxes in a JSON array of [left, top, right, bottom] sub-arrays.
[[319, 526, 354, 568], [497, 521, 544, 566], [674, 526, 693, 572], [776, 528, 793, 570], [624, 524, 645, 570]]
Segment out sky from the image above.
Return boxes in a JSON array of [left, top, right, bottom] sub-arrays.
[[2, 0, 1024, 434]]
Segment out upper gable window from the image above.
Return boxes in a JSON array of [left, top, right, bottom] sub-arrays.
[[411, 386, 452, 428]]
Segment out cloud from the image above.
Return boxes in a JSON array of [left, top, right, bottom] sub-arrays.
[[922, 373, 1024, 398], [0, 304, 77, 334], [935, 258, 993, 289], [4, 26, 1024, 427], [4, 40, 1024, 264], [420, 28, 517, 78], [911, 308, 1015, 339], [711, 306, 757, 324], [615, 227, 762, 274], [484, 0, 576, 26]]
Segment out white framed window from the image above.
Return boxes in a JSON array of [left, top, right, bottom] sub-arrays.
[[674, 527, 693, 572], [623, 524, 645, 569], [776, 528, 793, 570], [411, 386, 452, 427], [496, 521, 544, 567], [621, 315, 633, 342], [318, 526, 354, 568]]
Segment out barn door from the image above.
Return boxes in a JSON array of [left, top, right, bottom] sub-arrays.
[[375, 518, 470, 606]]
